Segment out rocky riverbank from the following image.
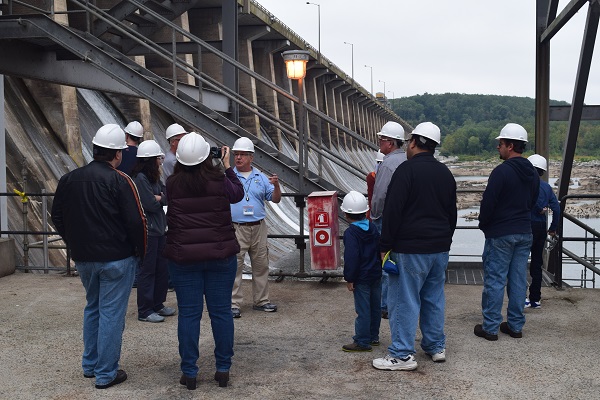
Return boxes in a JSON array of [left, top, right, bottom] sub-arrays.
[[449, 160, 600, 218]]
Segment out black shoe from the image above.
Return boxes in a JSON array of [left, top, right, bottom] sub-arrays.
[[252, 303, 277, 312], [381, 310, 389, 319], [95, 369, 127, 389], [232, 308, 241, 318], [180, 374, 197, 390], [500, 322, 523, 338], [473, 324, 498, 341], [214, 371, 229, 387], [342, 342, 372, 352], [83, 373, 94, 379]]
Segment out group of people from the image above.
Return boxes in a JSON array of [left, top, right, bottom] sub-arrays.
[[50, 117, 561, 389], [51, 123, 281, 390], [341, 121, 560, 372]]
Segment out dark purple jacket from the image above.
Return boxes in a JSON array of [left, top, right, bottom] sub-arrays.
[[164, 167, 243, 264]]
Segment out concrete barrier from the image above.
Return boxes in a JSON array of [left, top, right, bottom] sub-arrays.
[[0, 238, 16, 278]]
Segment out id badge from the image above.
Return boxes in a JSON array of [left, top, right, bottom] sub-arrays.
[[243, 205, 254, 216]]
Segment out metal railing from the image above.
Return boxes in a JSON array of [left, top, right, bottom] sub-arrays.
[[0, 189, 491, 280], [553, 194, 600, 288]]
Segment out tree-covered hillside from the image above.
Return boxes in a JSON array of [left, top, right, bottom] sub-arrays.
[[389, 93, 600, 159]]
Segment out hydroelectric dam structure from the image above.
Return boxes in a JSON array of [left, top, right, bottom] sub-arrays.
[[0, 0, 598, 282]]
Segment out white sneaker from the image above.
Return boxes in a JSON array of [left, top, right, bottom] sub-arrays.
[[429, 349, 446, 362], [372, 354, 417, 371], [525, 298, 531, 308]]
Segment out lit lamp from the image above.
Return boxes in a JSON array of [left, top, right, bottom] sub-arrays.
[[282, 50, 309, 79], [282, 50, 310, 191]]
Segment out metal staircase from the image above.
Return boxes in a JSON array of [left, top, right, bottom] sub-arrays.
[[0, 0, 379, 194]]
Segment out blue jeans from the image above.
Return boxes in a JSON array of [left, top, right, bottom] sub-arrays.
[[371, 218, 388, 312], [481, 234, 533, 334], [352, 279, 382, 347], [168, 255, 237, 377], [387, 252, 448, 358], [77, 256, 137, 386], [137, 235, 168, 318]]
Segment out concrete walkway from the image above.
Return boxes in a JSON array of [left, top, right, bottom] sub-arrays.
[[0, 271, 598, 399]]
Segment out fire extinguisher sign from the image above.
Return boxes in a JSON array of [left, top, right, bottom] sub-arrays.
[[314, 212, 329, 227], [313, 228, 332, 246]]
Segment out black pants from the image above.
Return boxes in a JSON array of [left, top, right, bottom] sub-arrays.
[[529, 221, 547, 303], [137, 235, 169, 318]]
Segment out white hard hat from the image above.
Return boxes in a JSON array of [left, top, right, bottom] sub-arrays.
[[92, 124, 128, 149], [412, 122, 441, 144], [124, 121, 143, 138], [341, 191, 369, 214], [136, 140, 164, 158], [176, 132, 210, 166], [232, 137, 255, 153], [166, 123, 186, 140], [527, 154, 547, 171], [375, 151, 384, 162], [496, 123, 528, 142], [376, 121, 405, 141]]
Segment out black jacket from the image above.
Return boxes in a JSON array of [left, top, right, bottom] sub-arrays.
[[51, 160, 147, 262], [478, 156, 540, 238], [133, 172, 167, 237], [380, 152, 457, 254]]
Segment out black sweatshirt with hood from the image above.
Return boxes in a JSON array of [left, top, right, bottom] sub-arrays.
[[478, 156, 540, 239]]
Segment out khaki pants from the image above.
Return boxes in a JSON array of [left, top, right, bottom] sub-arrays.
[[231, 220, 270, 309]]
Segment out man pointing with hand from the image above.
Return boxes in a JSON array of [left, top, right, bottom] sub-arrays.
[[230, 137, 281, 318]]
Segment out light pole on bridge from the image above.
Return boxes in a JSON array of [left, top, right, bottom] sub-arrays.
[[343, 41, 354, 84], [364, 64, 373, 97], [306, 2, 321, 63]]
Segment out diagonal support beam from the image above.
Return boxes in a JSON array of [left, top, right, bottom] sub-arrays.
[[558, 2, 600, 200]]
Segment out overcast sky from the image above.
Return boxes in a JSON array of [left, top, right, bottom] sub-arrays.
[[256, 0, 599, 104]]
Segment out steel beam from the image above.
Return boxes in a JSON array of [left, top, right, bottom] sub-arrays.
[[0, 15, 338, 194], [558, 2, 600, 200]]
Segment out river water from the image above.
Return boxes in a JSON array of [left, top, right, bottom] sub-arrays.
[[451, 180, 599, 288]]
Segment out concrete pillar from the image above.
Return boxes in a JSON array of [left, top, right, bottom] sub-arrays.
[[147, 15, 195, 86], [0, 238, 16, 278], [237, 26, 270, 136]]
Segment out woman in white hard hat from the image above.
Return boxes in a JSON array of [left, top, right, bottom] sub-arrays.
[[163, 133, 243, 390], [130, 140, 175, 324]]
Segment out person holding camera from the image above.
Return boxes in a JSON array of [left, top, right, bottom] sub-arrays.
[[164, 132, 243, 390], [229, 137, 281, 318]]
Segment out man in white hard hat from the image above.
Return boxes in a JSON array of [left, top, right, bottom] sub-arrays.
[[371, 121, 407, 320], [229, 137, 281, 318], [51, 124, 147, 389], [117, 120, 144, 175], [163, 123, 187, 180], [526, 154, 560, 310], [366, 150, 384, 221], [372, 122, 456, 372], [474, 123, 539, 342]]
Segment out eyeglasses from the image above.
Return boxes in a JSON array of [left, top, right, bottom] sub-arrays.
[[378, 137, 394, 142]]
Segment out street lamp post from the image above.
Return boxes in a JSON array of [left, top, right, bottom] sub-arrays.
[[282, 50, 310, 191], [343, 41, 354, 83], [306, 2, 321, 63], [364, 65, 373, 97], [282, 49, 310, 276], [379, 80, 386, 98], [388, 90, 395, 99]]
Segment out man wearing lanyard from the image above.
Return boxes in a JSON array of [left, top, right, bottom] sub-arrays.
[[230, 137, 281, 318]]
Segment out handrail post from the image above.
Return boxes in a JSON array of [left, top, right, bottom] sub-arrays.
[[42, 189, 49, 274], [293, 194, 307, 276]]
